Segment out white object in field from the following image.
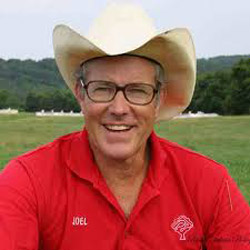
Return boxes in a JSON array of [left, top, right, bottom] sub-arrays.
[[35, 110, 82, 117], [0, 108, 18, 115], [176, 111, 219, 119]]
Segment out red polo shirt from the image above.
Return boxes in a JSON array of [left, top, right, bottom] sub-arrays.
[[0, 130, 250, 250]]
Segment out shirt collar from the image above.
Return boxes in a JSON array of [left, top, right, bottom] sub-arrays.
[[146, 131, 169, 189], [66, 129, 101, 184], [66, 129, 169, 188]]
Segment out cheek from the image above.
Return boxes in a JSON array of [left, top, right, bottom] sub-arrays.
[[79, 96, 94, 115], [82, 101, 108, 124], [136, 105, 157, 127]]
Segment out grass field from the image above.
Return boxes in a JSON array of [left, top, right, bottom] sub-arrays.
[[0, 113, 250, 203]]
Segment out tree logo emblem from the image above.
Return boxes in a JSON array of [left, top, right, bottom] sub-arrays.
[[171, 215, 194, 240]]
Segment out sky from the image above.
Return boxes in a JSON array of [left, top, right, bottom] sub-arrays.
[[1, 0, 250, 60]]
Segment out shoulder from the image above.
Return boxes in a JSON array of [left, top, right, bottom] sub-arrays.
[[16, 131, 82, 165], [157, 135, 228, 179], [3, 131, 84, 187], [154, 134, 234, 228], [1, 130, 85, 207], [155, 135, 250, 240], [154, 133, 230, 205]]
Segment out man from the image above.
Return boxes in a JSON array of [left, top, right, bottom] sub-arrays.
[[1, 3, 250, 250]]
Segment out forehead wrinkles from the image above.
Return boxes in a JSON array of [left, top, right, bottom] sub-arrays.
[[82, 56, 156, 82]]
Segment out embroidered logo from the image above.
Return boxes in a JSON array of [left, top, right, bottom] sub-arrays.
[[72, 216, 88, 227], [171, 215, 194, 240]]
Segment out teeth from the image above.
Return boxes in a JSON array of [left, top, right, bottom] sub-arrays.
[[105, 125, 131, 131]]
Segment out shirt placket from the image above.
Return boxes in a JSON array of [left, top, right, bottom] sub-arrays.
[[92, 170, 161, 249], [119, 181, 161, 250]]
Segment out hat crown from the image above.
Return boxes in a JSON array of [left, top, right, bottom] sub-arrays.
[[87, 3, 157, 54]]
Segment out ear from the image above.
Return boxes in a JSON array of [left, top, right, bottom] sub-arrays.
[[154, 89, 164, 119], [74, 81, 86, 114], [75, 81, 82, 100]]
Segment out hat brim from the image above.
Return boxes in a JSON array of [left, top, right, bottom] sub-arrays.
[[53, 24, 196, 121]]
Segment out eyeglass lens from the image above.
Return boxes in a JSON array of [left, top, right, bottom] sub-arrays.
[[85, 81, 156, 105]]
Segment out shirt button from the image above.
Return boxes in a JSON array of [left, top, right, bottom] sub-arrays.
[[124, 228, 132, 238]]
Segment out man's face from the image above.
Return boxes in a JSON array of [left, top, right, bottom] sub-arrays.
[[78, 56, 160, 161]]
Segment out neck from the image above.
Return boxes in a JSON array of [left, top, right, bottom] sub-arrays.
[[93, 143, 150, 186], [90, 141, 150, 218]]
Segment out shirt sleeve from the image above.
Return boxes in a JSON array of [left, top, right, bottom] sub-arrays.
[[0, 160, 39, 250], [205, 175, 250, 249]]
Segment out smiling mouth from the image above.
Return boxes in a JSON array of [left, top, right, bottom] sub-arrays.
[[103, 124, 133, 132]]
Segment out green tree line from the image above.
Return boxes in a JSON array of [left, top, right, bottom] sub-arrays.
[[189, 58, 250, 115], [0, 56, 249, 114], [25, 90, 80, 112]]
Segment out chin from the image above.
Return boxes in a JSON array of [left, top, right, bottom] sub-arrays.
[[100, 143, 138, 161]]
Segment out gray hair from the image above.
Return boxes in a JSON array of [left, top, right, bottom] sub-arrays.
[[76, 56, 165, 84], [152, 60, 165, 85]]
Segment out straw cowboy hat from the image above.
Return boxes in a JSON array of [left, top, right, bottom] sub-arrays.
[[53, 3, 196, 121]]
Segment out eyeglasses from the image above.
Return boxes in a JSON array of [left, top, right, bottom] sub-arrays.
[[79, 79, 160, 105]]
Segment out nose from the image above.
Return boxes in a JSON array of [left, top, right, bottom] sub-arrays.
[[108, 90, 130, 116]]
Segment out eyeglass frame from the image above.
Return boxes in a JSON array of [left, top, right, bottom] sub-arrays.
[[79, 78, 161, 105]]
